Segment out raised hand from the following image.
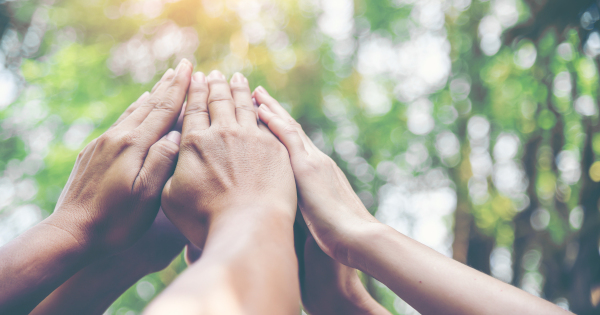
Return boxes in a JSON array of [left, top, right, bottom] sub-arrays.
[[50, 59, 192, 255], [255, 87, 571, 315], [146, 71, 299, 315], [0, 60, 192, 314], [294, 219, 391, 315], [254, 86, 378, 267], [161, 71, 297, 247]]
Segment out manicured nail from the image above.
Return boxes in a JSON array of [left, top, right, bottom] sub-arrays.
[[252, 97, 258, 108], [193, 72, 206, 83], [256, 86, 268, 95], [231, 72, 244, 83], [209, 70, 224, 80], [166, 130, 181, 145]]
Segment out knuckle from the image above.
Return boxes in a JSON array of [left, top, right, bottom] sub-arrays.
[[189, 82, 208, 94], [230, 82, 250, 92], [152, 140, 179, 160], [182, 132, 203, 147], [207, 98, 232, 108], [217, 126, 239, 138], [147, 96, 178, 113]]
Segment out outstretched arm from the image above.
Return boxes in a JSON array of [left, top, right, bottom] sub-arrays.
[[30, 210, 188, 315], [254, 86, 571, 315], [145, 71, 300, 314], [0, 60, 193, 314]]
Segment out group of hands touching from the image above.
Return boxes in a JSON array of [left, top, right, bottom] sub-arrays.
[[0, 59, 572, 315]]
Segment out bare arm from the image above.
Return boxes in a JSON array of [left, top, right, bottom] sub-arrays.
[[146, 210, 299, 315], [255, 87, 571, 315], [146, 71, 300, 314], [30, 210, 188, 315], [0, 60, 192, 314]]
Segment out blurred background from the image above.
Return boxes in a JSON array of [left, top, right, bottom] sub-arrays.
[[2, 0, 600, 314]]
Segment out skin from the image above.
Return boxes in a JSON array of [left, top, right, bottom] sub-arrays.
[[254, 86, 573, 315], [146, 70, 299, 314], [295, 218, 391, 315], [0, 59, 193, 314], [30, 210, 189, 315]]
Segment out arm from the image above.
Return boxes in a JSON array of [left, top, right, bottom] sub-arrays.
[[296, 222, 391, 315], [30, 210, 188, 315], [254, 87, 571, 315], [145, 70, 300, 314], [146, 209, 298, 315], [0, 60, 193, 314]]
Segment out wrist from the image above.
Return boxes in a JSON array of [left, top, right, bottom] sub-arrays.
[[335, 221, 391, 271], [40, 213, 98, 261]]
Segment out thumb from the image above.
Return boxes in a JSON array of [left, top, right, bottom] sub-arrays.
[[136, 131, 181, 199]]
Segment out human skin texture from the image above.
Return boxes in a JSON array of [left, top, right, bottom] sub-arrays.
[[254, 86, 573, 315], [145, 70, 299, 315], [29, 210, 189, 315], [0, 59, 193, 314], [294, 217, 392, 315]]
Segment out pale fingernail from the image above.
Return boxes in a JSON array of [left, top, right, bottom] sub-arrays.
[[138, 91, 150, 101], [252, 97, 258, 107], [166, 130, 181, 145], [175, 58, 190, 75], [208, 70, 223, 80], [259, 104, 272, 113], [193, 72, 206, 83], [231, 72, 244, 83], [256, 86, 268, 95], [162, 69, 174, 80]]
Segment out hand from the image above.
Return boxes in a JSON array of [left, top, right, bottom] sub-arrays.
[[295, 220, 391, 315], [254, 86, 378, 267], [47, 59, 193, 257], [116, 209, 189, 273], [161, 71, 297, 247], [29, 209, 188, 315]]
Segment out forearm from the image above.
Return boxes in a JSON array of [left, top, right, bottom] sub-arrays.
[[0, 217, 93, 314], [30, 254, 151, 315], [348, 223, 570, 315], [146, 208, 300, 315]]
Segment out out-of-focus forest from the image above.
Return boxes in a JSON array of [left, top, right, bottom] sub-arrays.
[[2, 0, 600, 314]]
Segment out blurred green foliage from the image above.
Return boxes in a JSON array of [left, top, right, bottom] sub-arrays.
[[3, 0, 600, 314]]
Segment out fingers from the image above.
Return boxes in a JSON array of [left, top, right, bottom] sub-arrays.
[[183, 72, 211, 135], [116, 68, 176, 131], [206, 70, 237, 127], [230, 72, 258, 128], [253, 86, 294, 121], [109, 91, 149, 130], [258, 104, 307, 157], [134, 59, 193, 144], [134, 130, 181, 194], [253, 86, 314, 147]]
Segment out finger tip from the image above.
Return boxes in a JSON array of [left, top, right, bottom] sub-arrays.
[[166, 130, 182, 145]]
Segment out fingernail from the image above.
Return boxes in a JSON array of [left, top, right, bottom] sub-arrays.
[[193, 72, 206, 83], [252, 97, 258, 108], [231, 72, 244, 83], [259, 104, 272, 113], [256, 86, 268, 95], [138, 91, 150, 101], [209, 70, 223, 80], [162, 69, 174, 80], [166, 130, 181, 145], [175, 58, 190, 75]]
